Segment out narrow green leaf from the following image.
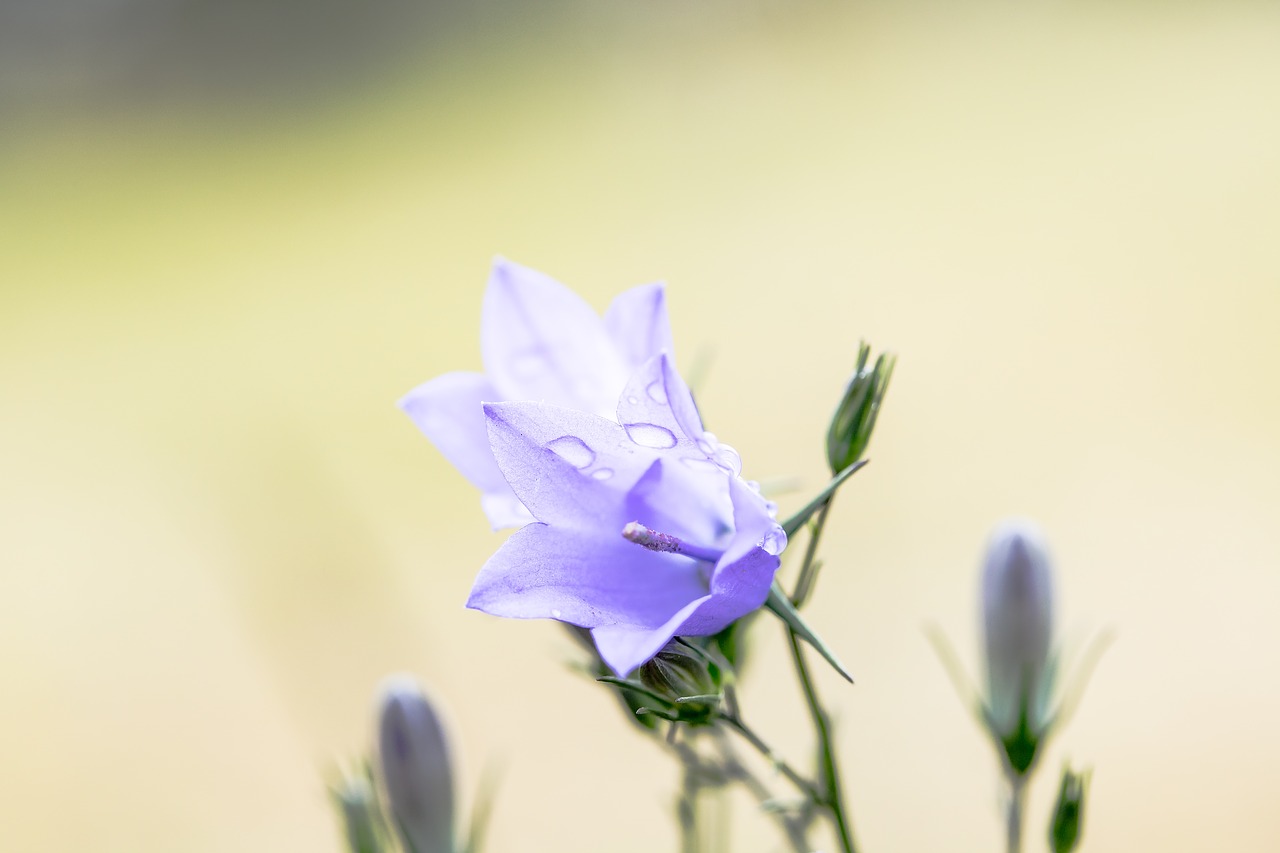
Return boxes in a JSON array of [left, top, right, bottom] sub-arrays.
[[780, 460, 868, 538], [765, 582, 853, 682]]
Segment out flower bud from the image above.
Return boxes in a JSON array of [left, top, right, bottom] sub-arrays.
[[826, 342, 895, 474], [1049, 765, 1088, 853], [980, 518, 1055, 774], [639, 640, 723, 725], [332, 770, 385, 853], [376, 674, 454, 853]]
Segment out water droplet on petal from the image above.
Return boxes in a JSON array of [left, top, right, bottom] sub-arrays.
[[713, 443, 742, 476], [680, 456, 720, 472], [626, 395, 640, 405], [625, 422, 677, 449], [591, 467, 614, 480], [646, 380, 668, 405], [760, 527, 787, 557], [551, 608, 562, 619], [746, 480, 761, 493], [546, 435, 595, 468]]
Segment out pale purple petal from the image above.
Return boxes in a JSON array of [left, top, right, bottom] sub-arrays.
[[480, 493, 535, 530], [484, 401, 660, 528], [467, 523, 708, 629], [399, 371, 510, 494], [662, 476, 783, 637], [591, 596, 710, 677], [617, 353, 705, 448], [481, 258, 628, 416], [623, 457, 734, 552], [603, 282, 675, 371]]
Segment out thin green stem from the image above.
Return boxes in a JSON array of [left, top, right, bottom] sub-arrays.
[[791, 497, 833, 607], [1005, 775, 1026, 853], [788, 630, 858, 853], [719, 715, 822, 802]]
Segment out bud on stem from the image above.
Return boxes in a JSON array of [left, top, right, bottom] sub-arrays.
[[981, 519, 1055, 775], [1049, 765, 1089, 853], [826, 341, 895, 474], [377, 674, 455, 853]]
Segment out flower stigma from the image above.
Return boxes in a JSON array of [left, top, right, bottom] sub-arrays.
[[621, 521, 724, 563]]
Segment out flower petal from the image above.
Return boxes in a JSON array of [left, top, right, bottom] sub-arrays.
[[400, 372, 529, 529], [603, 282, 675, 371], [623, 456, 734, 553], [484, 401, 660, 529], [667, 476, 783, 636], [481, 258, 629, 416], [591, 596, 710, 677], [617, 353, 705, 449], [467, 523, 707, 630]]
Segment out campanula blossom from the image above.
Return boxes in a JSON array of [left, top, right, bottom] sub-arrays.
[[466, 352, 787, 676], [400, 258, 675, 529]]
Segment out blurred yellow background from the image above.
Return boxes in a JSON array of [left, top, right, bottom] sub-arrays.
[[2, 1, 1278, 850]]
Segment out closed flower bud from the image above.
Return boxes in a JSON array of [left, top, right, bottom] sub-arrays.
[[376, 674, 455, 853], [981, 518, 1055, 774], [332, 771, 385, 853], [1049, 765, 1088, 853], [639, 640, 723, 724], [826, 342, 895, 474]]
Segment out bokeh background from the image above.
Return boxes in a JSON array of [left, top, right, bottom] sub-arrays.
[[3, 0, 1278, 850]]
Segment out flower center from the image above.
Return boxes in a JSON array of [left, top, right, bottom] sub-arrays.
[[621, 521, 724, 564]]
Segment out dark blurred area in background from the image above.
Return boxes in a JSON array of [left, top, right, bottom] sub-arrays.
[[0, 0, 497, 109]]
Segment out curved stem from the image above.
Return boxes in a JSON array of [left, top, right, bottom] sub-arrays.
[[719, 715, 822, 803], [789, 629, 858, 853]]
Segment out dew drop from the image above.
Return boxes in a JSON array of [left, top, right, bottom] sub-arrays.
[[624, 422, 677, 449], [591, 467, 614, 480], [551, 608, 563, 619], [746, 479, 762, 493], [545, 435, 596, 468], [680, 456, 720, 472], [713, 443, 742, 476], [760, 527, 787, 557], [646, 380, 669, 405], [626, 395, 640, 405]]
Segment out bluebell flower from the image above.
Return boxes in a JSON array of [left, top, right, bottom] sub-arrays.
[[400, 258, 674, 529], [466, 353, 787, 676]]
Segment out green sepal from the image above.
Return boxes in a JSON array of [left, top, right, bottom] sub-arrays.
[[765, 581, 853, 682], [780, 461, 867, 538]]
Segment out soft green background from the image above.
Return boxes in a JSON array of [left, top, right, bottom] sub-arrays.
[[2, 2, 1278, 850]]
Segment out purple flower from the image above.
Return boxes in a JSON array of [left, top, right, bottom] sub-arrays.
[[466, 352, 787, 676], [399, 258, 675, 529]]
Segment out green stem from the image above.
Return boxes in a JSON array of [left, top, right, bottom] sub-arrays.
[[791, 497, 834, 607], [720, 715, 822, 803], [788, 629, 858, 853], [1006, 775, 1025, 853]]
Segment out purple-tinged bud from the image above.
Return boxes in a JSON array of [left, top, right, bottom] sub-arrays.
[[1049, 765, 1088, 853], [981, 519, 1055, 773], [376, 674, 454, 853]]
